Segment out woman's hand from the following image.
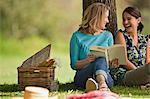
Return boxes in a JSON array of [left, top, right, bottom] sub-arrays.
[[76, 54, 96, 69], [87, 53, 96, 63], [109, 58, 119, 68]]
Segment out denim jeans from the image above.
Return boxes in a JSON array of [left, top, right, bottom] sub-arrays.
[[74, 57, 114, 88]]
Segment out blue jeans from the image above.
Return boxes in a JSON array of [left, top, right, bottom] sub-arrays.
[[74, 57, 114, 88]]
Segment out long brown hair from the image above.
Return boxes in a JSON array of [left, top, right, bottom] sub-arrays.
[[79, 3, 109, 34]]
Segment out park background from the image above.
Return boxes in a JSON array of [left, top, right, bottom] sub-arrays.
[[0, 0, 149, 85]]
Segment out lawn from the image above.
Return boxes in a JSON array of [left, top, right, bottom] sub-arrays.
[[0, 37, 150, 98], [0, 54, 150, 98]]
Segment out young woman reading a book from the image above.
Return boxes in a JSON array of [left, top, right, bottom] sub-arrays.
[[114, 6, 150, 86], [70, 3, 115, 92]]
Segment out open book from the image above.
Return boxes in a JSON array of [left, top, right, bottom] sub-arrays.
[[90, 44, 126, 66]]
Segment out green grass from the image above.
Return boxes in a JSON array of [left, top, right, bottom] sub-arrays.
[[112, 86, 150, 98], [0, 84, 150, 98]]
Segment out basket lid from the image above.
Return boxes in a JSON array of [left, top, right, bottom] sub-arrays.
[[21, 44, 51, 67]]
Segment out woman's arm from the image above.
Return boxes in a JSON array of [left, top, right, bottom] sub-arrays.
[[115, 32, 137, 70], [146, 39, 150, 64], [70, 33, 96, 70]]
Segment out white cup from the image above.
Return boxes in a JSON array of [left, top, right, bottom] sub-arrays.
[[24, 86, 49, 99]]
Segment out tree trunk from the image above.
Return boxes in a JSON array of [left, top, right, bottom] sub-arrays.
[[83, 0, 118, 37]]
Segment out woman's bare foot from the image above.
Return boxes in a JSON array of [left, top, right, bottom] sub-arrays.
[[99, 82, 110, 91]]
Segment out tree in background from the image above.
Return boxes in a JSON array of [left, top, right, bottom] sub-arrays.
[[0, 0, 149, 40], [83, 0, 117, 37], [0, 0, 81, 40]]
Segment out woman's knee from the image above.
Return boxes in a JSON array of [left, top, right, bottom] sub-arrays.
[[94, 57, 108, 71], [95, 57, 107, 65]]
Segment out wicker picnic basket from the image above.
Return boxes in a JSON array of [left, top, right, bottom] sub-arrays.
[[17, 44, 59, 91]]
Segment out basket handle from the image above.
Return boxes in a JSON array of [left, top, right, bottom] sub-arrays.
[[34, 69, 40, 73]]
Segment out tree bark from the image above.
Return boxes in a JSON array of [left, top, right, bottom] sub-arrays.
[[83, 0, 118, 37]]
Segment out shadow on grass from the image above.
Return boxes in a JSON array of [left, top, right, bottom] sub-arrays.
[[0, 82, 84, 97], [0, 84, 21, 92], [58, 82, 84, 92], [0, 82, 84, 92]]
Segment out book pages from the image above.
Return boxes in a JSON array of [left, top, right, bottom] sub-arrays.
[[90, 44, 126, 66]]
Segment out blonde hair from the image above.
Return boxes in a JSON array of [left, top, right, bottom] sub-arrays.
[[79, 3, 109, 34]]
